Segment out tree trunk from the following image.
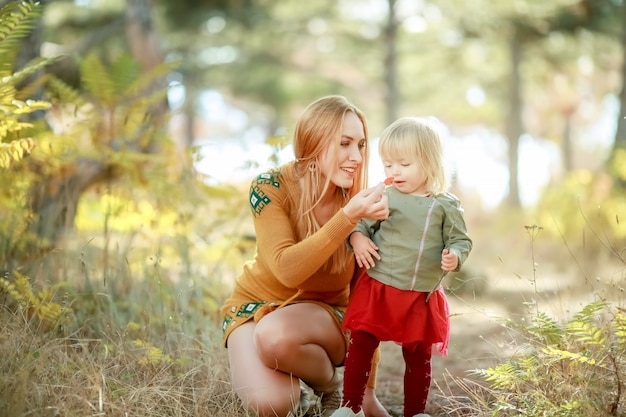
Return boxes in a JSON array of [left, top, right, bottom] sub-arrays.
[[505, 27, 523, 208], [384, 0, 399, 126], [563, 111, 573, 173], [606, 2, 626, 188], [19, 160, 113, 271], [125, 0, 169, 151]]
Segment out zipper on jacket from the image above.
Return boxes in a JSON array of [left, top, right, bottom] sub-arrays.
[[410, 198, 438, 290]]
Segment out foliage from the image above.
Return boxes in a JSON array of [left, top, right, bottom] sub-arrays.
[[0, 0, 61, 272], [0, 1, 51, 169], [0, 270, 71, 329], [533, 167, 626, 269], [471, 300, 626, 416], [0, 0, 40, 65], [0, 11, 184, 270]]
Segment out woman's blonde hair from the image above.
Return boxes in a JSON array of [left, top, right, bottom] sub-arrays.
[[293, 95, 369, 274], [379, 116, 447, 195]]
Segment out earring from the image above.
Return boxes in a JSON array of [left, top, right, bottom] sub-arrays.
[[308, 161, 317, 173]]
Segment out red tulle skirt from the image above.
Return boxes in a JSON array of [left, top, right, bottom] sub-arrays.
[[343, 272, 450, 356]]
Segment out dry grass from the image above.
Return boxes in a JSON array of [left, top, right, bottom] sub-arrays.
[[0, 303, 245, 417]]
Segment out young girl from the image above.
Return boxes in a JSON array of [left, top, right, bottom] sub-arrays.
[[330, 117, 473, 417]]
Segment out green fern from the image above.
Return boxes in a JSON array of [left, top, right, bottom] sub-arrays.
[[0, 271, 72, 329], [1, 56, 58, 85], [0, 1, 41, 65], [473, 301, 625, 416], [616, 311, 626, 344], [46, 76, 85, 105], [109, 53, 141, 93], [528, 311, 564, 346], [79, 53, 118, 104], [0, 1, 55, 168], [573, 299, 609, 321]]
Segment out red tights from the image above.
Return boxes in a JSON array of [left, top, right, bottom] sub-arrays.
[[342, 330, 432, 416]]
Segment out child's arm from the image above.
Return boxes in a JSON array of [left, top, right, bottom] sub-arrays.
[[349, 231, 381, 269]]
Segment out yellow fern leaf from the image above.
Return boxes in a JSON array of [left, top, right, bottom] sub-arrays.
[[36, 301, 63, 324]]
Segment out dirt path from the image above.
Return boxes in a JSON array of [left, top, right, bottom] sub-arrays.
[[374, 294, 510, 417], [372, 256, 624, 416]]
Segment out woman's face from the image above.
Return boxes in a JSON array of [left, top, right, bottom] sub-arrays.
[[319, 111, 366, 190]]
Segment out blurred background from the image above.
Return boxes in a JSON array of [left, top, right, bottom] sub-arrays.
[[12, 0, 626, 205]]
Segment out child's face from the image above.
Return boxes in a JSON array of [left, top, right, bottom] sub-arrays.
[[382, 156, 428, 195]]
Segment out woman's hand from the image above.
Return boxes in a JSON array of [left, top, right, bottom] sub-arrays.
[[343, 182, 389, 223]]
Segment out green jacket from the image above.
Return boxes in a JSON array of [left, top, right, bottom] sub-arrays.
[[350, 187, 472, 292]]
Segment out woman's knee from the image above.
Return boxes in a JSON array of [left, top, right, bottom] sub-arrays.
[[254, 320, 298, 363], [235, 384, 299, 417]]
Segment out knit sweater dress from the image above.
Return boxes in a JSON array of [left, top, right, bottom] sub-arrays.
[[221, 161, 359, 347]]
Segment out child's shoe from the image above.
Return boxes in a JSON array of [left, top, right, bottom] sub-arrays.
[[412, 414, 431, 417], [328, 407, 365, 417]]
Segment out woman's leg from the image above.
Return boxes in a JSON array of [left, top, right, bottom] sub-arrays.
[[227, 303, 390, 417], [362, 347, 391, 417], [227, 322, 300, 417], [254, 303, 346, 389], [363, 387, 391, 417]]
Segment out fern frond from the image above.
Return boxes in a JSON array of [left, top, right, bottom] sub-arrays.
[[46, 75, 85, 105], [0, 1, 42, 72], [542, 346, 600, 366], [528, 311, 564, 346], [109, 53, 141, 93], [79, 53, 116, 104], [566, 320, 607, 346], [476, 355, 538, 390], [1, 271, 72, 328], [614, 312, 626, 345], [15, 68, 50, 100], [0, 138, 36, 168], [125, 60, 178, 97], [572, 299, 608, 321], [0, 56, 60, 86], [0, 1, 41, 49]]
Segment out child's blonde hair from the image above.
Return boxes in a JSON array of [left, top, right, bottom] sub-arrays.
[[379, 116, 447, 195]]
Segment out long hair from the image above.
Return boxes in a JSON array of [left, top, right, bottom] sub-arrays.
[[379, 117, 448, 195], [292, 95, 369, 274]]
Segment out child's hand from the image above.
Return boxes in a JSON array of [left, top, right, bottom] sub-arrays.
[[441, 248, 458, 272], [350, 232, 380, 269]]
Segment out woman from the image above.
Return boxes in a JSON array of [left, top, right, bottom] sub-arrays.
[[221, 95, 391, 417]]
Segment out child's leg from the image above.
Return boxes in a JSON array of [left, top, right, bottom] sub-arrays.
[[343, 330, 380, 412], [402, 344, 432, 416]]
